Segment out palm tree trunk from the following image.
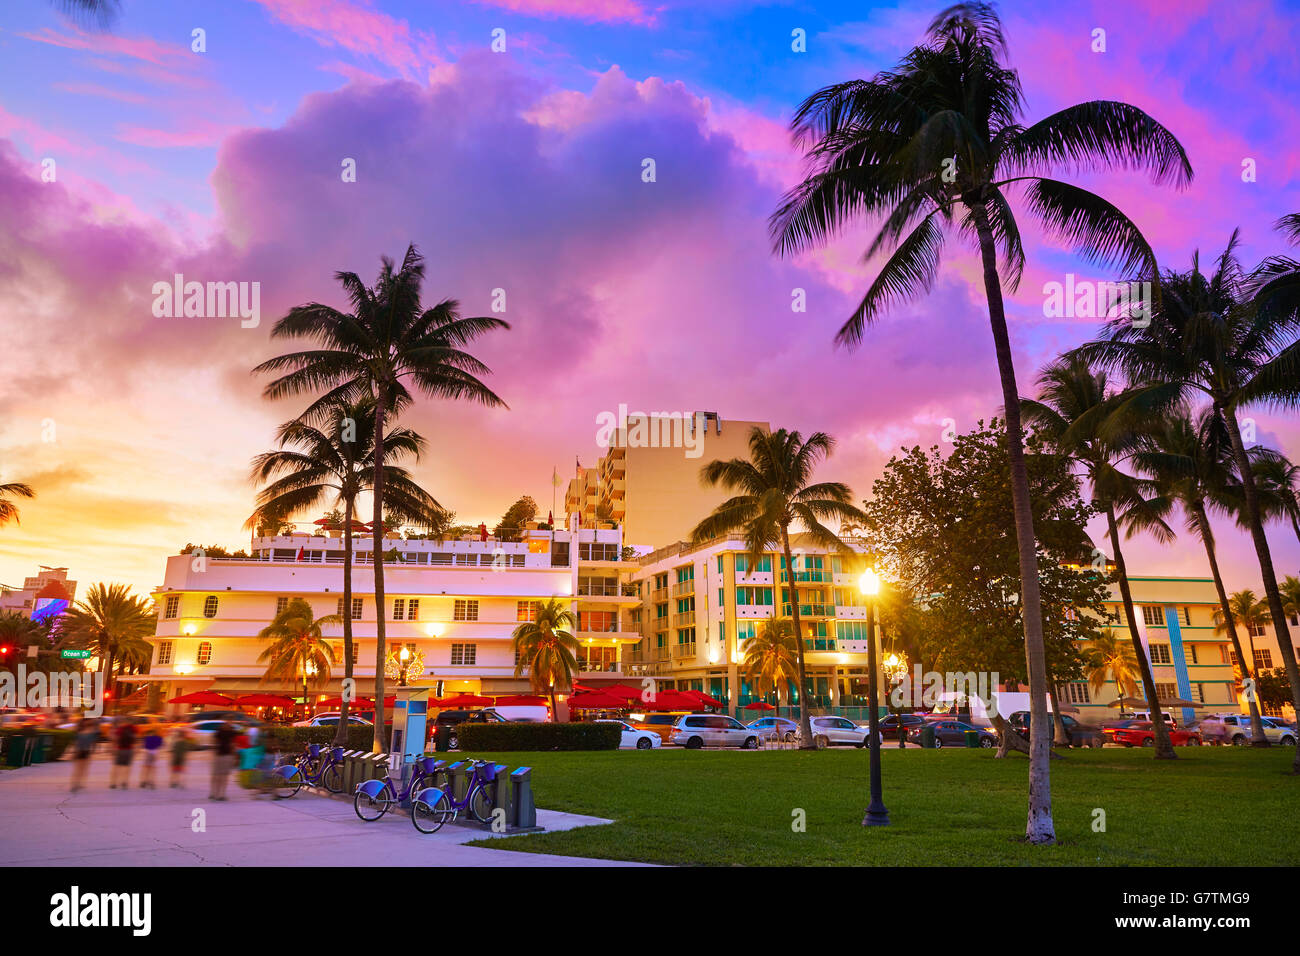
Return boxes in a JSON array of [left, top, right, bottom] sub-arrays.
[[1219, 403, 1300, 773], [1190, 500, 1267, 746], [105, 647, 116, 710], [780, 528, 815, 749], [1105, 503, 1176, 758], [970, 203, 1054, 843], [1047, 680, 1070, 747], [371, 387, 388, 754], [334, 498, 355, 747]]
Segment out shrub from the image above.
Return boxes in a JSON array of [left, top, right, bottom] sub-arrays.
[[457, 721, 621, 751], [0, 728, 76, 762], [259, 724, 377, 754]]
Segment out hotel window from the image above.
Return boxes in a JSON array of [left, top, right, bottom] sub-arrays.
[[453, 600, 479, 621], [1059, 682, 1091, 705], [676, 597, 694, 615], [836, 621, 867, 642], [718, 588, 724, 607], [407, 599, 419, 620], [163, 595, 180, 619], [834, 589, 862, 607], [336, 597, 363, 620], [516, 601, 538, 622], [1154, 682, 1177, 700], [737, 554, 772, 574], [1247, 620, 1266, 637], [580, 610, 617, 632], [736, 621, 756, 644], [1254, 649, 1273, 670], [717, 556, 723, 573], [196, 641, 213, 665], [736, 587, 773, 606], [654, 573, 669, 590], [157, 641, 173, 666], [1149, 643, 1172, 664], [203, 595, 219, 619], [393, 599, 406, 621], [1182, 607, 1192, 626], [579, 542, 619, 562], [1192, 683, 1206, 704], [675, 565, 694, 583], [655, 602, 668, 620], [334, 642, 360, 664], [1141, 605, 1165, 627], [676, 628, 695, 644], [276, 596, 289, 616], [1185, 645, 1199, 665], [450, 643, 477, 666]]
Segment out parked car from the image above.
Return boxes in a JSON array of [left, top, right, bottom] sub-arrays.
[[186, 717, 261, 749], [908, 720, 997, 748], [597, 719, 661, 750], [432, 708, 507, 750], [877, 713, 928, 740], [627, 711, 691, 745], [1103, 721, 1202, 747], [1008, 711, 1104, 748], [1130, 710, 1178, 727], [746, 716, 801, 742], [292, 712, 373, 728], [1195, 713, 1296, 746], [671, 714, 758, 749], [807, 715, 873, 749]]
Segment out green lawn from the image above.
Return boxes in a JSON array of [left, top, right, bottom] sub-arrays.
[[466, 747, 1299, 866]]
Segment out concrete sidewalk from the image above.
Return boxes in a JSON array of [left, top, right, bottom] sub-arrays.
[[0, 751, 648, 867]]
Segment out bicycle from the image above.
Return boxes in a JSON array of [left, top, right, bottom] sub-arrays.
[[353, 755, 450, 822], [271, 744, 347, 797], [410, 759, 499, 834]]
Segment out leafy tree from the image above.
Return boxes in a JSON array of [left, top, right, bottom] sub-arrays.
[[511, 598, 579, 716], [255, 245, 508, 751], [180, 543, 250, 558], [690, 426, 868, 748], [1083, 629, 1141, 702], [859, 420, 1112, 754], [740, 618, 801, 713], [493, 496, 538, 541], [769, 2, 1190, 842]]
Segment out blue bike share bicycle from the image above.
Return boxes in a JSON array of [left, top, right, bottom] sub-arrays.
[[410, 759, 499, 833], [269, 743, 346, 798], [353, 756, 451, 821]]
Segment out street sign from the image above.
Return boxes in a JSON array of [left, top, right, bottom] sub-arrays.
[[60, 649, 91, 660]]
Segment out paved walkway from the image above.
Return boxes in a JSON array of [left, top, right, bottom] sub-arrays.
[[0, 752, 648, 867]]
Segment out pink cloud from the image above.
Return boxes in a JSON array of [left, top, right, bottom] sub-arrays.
[[251, 0, 442, 79], [473, 0, 656, 26]]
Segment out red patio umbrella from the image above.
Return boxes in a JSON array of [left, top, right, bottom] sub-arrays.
[[438, 693, 492, 707], [680, 689, 723, 707], [314, 696, 374, 708], [493, 695, 549, 706], [566, 692, 626, 710], [642, 689, 702, 711], [601, 684, 649, 703], [167, 690, 237, 705], [235, 694, 297, 707], [744, 700, 776, 711]]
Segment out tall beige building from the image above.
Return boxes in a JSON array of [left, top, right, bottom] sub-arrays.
[[566, 410, 769, 549]]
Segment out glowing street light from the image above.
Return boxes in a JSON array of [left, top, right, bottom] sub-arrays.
[[859, 566, 889, 827]]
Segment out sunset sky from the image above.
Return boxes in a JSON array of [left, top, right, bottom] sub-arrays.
[[1, 0, 1298, 600]]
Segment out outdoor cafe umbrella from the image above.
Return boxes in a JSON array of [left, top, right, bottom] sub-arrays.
[[566, 692, 626, 710], [1158, 698, 1198, 709], [744, 701, 776, 711], [316, 696, 374, 707], [602, 684, 648, 703], [642, 689, 701, 711], [439, 693, 492, 707], [1107, 697, 1147, 708], [235, 694, 297, 708], [167, 691, 237, 706], [680, 689, 723, 707]]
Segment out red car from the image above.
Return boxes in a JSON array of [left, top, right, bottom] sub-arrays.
[[1104, 720, 1202, 747]]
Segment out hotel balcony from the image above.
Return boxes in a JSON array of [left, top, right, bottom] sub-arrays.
[[671, 642, 698, 659], [779, 570, 835, 585], [650, 586, 669, 603], [672, 610, 696, 628], [781, 603, 834, 618], [672, 579, 695, 598]]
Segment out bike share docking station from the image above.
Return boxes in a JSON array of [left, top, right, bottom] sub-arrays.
[[389, 686, 542, 832]]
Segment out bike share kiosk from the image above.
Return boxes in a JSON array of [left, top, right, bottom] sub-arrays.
[[389, 686, 431, 806]]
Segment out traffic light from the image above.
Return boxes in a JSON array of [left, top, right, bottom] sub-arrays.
[[0, 645, 11, 657]]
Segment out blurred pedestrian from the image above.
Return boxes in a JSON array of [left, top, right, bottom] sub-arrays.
[[209, 721, 238, 801], [69, 717, 99, 792], [169, 725, 192, 788], [140, 723, 164, 788], [109, 718, 137, 789]]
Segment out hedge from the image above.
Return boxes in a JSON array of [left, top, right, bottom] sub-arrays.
[[457, 721, 621, 751], [0, 728, 76, 761], [259, 724, 378, 753]]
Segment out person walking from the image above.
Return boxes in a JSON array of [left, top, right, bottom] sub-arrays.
[[169, 725, 192, 788], [209, 721, 238, 801], [139, 723, 164, 788], [109, 718, 137, 789], [69, 717, 100, 792]]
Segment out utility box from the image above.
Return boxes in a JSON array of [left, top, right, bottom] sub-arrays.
[[510, 766, 536, 830]]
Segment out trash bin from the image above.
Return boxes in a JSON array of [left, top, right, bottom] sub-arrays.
[[919, 724, 936, 749], [32, 734, 52, 763], [433, 724, 451, 752], [964, 729, 979, 749]]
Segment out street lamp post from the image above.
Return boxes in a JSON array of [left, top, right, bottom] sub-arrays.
[[860, 568, 889, 827], [399, 646, 410, 687]]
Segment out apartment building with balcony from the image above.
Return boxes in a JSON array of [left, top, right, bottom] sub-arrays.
[[623, 534, 875, 715], [142, 525, 643, 705], [1215, 594, 1300, 720], [565, 411, 769, 547]]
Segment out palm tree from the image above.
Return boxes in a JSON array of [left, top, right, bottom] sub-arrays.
[[1074, 232, 1300, 771], [1131, 410, 1269, 744], [0, 612, 45, 673], [511, 598, 580, 717], [1242, 449, 1300, 546], [47, 0, 119, 29], [770, 3, 1190, 840], [0, 482, 35, 528], [1214, 590, 1271, 689], [1021, 358, 1178, 757], [1083, 630, 1141, 704], [255, 245, 509, 751], [689, 427, 867, 748], [248, 397, 446, 744], [741, 617, 801, 718], [58, 583, 156, 703], [257, 598, 339, 706]]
